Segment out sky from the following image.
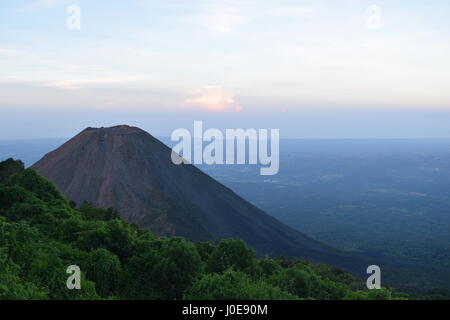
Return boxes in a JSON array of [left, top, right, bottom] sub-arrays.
[[1, 0, 450, 139]]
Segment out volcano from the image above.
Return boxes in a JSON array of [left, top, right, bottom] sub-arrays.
[[32, 125, 366, 273]]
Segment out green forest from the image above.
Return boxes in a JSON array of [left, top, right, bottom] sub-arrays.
[[0, 158, 407, 300]]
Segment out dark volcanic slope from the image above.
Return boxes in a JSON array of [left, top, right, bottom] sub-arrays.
[[32, 125, 367, 273]]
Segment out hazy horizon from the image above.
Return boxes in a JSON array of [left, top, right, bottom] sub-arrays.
[[2, 132, 450, 141]]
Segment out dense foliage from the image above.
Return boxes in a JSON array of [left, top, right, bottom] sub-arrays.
[[0, 159, 407, 300]]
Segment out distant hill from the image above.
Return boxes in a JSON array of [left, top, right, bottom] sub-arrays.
[[32, 125, 368, 274]]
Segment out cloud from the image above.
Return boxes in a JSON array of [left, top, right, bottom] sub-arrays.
[[181, 86, 242, 112], [41, 76, 155, 90], [0, 48, 31, 58]]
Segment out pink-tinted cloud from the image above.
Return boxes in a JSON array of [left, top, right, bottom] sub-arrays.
[[181, 87, 242, 112]]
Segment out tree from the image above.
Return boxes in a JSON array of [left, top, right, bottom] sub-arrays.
[[206, 239, 259, 276], [122, 238, 201, 299], [85, 248, 121, 297], [6, 169, 63, 202], [0, 158, 24, 184], [185, 269, 297, 300], [0, 249, 47, 299]]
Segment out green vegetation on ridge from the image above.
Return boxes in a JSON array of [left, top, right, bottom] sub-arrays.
[[0, 158, 406, 300]]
